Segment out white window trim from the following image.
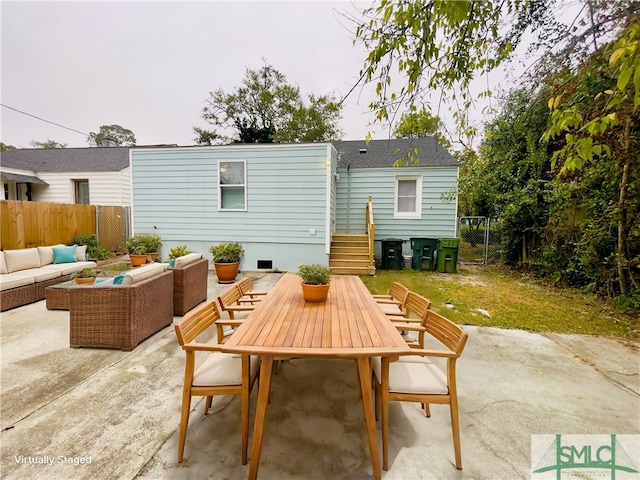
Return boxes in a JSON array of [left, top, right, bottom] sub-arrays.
[[217, 160, 247, 211], [394, 175, 422, 219]]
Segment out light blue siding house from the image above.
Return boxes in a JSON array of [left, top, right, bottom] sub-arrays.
[[130, 143, 338, 272], [130, 137, 458, 274]]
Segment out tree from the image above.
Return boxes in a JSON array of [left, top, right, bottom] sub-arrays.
[[196, 63, 342, 144], [350, 0, 635, 138], [393, 108, 451, 148], [0, 142, 15, 152], [543, 19, 640, 296], [87, 125, 136, 146], [30, 139, 67, 148]]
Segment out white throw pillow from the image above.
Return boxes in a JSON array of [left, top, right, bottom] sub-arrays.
[[37, 244, 65, 266], [0, 251, 7, 274], [76, 245, 88, 261]]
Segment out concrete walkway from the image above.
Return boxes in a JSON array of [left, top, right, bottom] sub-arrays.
[[1, 272, 638, 480]]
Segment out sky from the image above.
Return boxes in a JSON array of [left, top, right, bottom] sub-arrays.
[[1, 0, 391, 149]]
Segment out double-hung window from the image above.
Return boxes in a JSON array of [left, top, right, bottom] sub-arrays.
[[394, 176, 422, 219], [218, 160, 246, 211], [74, 179, 90, 205]]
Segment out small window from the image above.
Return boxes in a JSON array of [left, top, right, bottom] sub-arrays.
[[218, 161, 246, 211], [394, 176, 422, 219], [74, 180, 90, 205]]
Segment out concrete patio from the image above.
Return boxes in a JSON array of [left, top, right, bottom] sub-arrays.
[[1, 271, 638, 480]]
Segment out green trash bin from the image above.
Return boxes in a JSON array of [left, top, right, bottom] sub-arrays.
[[437, 238, 460, 273], [410, 237, 438, 271], [380, 239, 404, 270]]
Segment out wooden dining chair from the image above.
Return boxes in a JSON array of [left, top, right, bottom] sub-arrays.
[[174, 300, 260, 464], [236, 276, 268, 304], [373, 310, 468, 470], [387, 291, 432, 348], [216, 284, 257, 343], [373, 282, 409, 316]]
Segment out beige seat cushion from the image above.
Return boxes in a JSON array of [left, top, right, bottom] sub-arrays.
[[0, 272, 36, 291], [4, 249, 41, 273], [378, 303, 404, 315], [0, 251, 7, 274], [193, 353, 260, 387], [173, 253, 203, 269], [15, 268, 61, 282], [372, 356, 448, 395], [41, 261, 97, 276], [122, 263, 168, 285]]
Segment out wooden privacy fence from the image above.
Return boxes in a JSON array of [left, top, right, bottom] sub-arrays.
[[0, 201, 127, 251]]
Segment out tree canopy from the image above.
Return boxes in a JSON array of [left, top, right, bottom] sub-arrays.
[[87, 124, 136, 146], [393, 108, 451, 148], [351, 0, 637, 140], [195, 63, 343, 145], [30, 139, 67, 148]]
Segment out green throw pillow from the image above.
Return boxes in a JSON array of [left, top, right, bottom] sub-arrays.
[[52, 245, 78, 264]]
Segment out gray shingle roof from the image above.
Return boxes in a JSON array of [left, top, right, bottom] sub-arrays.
[[334, 138, 458, 169], [0, 147, 131, 172]]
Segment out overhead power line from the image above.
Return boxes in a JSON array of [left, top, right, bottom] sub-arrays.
[[1, 103, 89, 137]]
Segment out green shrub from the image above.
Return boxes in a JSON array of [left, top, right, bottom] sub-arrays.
[[72, 233, 114, 260], [209, 242, 244, 263], [169, 245, 192, 260], [297, 264, 331, 285]]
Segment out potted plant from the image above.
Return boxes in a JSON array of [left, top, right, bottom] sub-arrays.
[[125, 235, 148, 267], [140, 233, 162, 262], [209, 242, 244, 284], [73, 267, 98, 285], [168, 245, 192, 260], [297, 264, 331, 302]]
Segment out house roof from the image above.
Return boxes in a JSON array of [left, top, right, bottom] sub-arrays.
[[0, 146, 131, 173], [334, 138, 458, 169]]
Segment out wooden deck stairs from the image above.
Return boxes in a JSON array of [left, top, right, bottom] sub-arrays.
[[329, 233, 376, 276]]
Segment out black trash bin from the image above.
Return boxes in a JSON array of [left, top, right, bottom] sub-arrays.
[[380, 239, 404, 270], [410, 237, 438, 271], [437, 238, 460, 273]]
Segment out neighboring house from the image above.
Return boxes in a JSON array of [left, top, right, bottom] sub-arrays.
[[0, 147, 132, 205], [130, 138, 459, 273]]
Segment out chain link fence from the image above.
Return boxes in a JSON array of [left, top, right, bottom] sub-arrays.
[[458, 216, 501, 265]]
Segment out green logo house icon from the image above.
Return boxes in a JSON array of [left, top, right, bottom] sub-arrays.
[[532, 434, 639, 480]]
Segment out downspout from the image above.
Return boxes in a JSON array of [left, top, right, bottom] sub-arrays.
[[346, 164, 351, 233]]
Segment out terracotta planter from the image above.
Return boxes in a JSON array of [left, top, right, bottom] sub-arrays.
[[75, 277, 96, 285], [214, 262, 240, 284], [147, 252, 159, 263], [301, 283, 330, 302], [129, 254, 148, 267]]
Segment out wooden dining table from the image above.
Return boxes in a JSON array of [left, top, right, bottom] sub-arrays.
[[221, 273, 411, 480]]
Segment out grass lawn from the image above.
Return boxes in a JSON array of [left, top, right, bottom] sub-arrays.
[[360, 265, 638, 340]]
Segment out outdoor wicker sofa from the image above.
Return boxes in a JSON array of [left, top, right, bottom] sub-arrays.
[[0, 245, 96, 311], [170, 253, 208, 316], [68, 263, 173, 351]]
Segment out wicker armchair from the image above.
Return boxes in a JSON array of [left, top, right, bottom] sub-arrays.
[[69, 268, 174, 351], [171, 256, 208, 315]]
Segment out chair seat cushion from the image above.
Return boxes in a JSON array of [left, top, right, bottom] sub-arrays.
[[373, 356, 447, 394], [378, 303, 404, 315], [193, 353, 260, 387]]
